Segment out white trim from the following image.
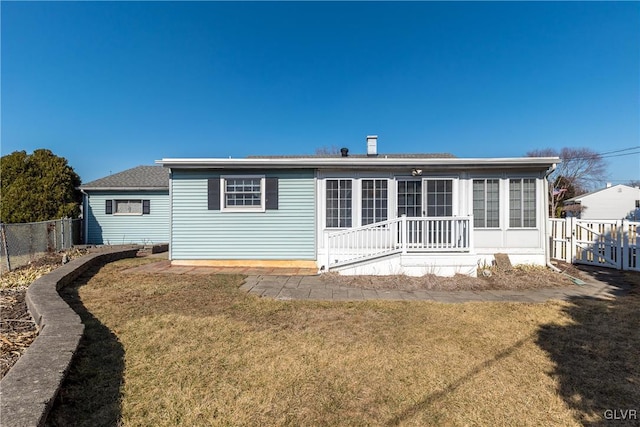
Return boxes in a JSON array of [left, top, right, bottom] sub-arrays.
[[113, 199, 144, 216], [421, 176, 459, 217], [220, 175, 266, 212], [168, 172, 173, 261], [158, 157, 559, 170], [507, 177, 538, 229]]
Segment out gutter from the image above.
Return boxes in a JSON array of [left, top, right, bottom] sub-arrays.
[[79, 186, 168, 191], [156, 156, 561, 170]]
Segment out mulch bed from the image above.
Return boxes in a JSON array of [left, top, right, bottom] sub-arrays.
[[0, 249, 88, 379], [0, 288, 38, 377], [321, 263, 583, 291]]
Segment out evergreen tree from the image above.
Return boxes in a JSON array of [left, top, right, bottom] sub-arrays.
[[0, 149, 82, 223]]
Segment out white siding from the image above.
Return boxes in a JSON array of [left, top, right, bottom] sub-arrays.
[[574, 185, 640, 220]]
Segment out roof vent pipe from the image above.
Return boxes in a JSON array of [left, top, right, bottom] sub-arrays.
[[367, 135, 378, 156], [340, 147, 349, 157]]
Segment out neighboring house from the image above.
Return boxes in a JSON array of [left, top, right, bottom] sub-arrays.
[[564, 184, 640, 220], [158, 136, 560, 277], [79, 165, 170, 245]]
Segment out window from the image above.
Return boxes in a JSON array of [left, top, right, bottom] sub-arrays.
[[326, 179, 352, 227], [397, 180, 422, 217], [362, 179, 388, 225], [106, 199, 150, 215], [222, 176, 264, 211], [473, 179, 499, 228], [425, 179, 452, 217], [509, 178, 536, 227]]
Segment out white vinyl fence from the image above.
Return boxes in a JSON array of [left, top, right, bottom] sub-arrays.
[[549, 218, 639, 272]]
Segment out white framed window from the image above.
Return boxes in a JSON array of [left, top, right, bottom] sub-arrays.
[[221, 175, 265, 212], [362, 179, 388, 225], [473, 179, 500, 228], [326, 179, 352, 228], [425, 179, 453, 217], [114, 199, 143, 215], [509, 178, 536, 228]]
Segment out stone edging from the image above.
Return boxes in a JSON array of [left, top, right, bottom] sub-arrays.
[[0, 247, 140, 427]]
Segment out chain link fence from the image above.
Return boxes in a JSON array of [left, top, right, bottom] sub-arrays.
[[0, 218, 82, 272]]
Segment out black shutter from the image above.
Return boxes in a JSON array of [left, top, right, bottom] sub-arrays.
[[142, 200, 150, 214], [265, 177, 279, 210], [208, 178, 221, 210], [105, 200, 113, 215]]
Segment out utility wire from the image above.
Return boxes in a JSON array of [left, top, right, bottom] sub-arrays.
[[558, 147, 640, 161], [597, 151, 640, 160], [596, 146, 640, 156]]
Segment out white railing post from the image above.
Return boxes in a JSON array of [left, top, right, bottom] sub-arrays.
[[401, 214, 407, 254], [568, 217, 576, 263], [622, 219, 629, 271], [467, 218, 473, 252], [324, 232, 331, 271]]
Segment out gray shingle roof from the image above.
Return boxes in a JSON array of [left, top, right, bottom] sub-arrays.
[[80, 165, 169, 190], [247, 153, 457, 159]]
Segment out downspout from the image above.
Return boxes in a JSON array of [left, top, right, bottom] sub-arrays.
[[80, 189, 89, 245], [543, 164, 585, 285], [543, 163, 559, 272]]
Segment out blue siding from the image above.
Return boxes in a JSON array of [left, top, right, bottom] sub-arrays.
[[86, 190, 169, 245], [171, 169, 316, 260]]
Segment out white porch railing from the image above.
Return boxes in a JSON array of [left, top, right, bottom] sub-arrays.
[[325, 216, 472, 269]]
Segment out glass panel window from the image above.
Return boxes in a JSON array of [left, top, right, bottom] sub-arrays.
[[425, 180, 452, 217], [397, 180, 422, 217], [223, 177, 264, 210], [509, 178, 536, 227], [362, 179, 388, 225], [473, 179, 500, 228], [326, 179, 352, 228], [114, 200, 142, 215]]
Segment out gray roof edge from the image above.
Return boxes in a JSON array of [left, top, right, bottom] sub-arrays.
[[81, 165, 170, 189], [157, 156, 560, 169], [79, 186, 168, 191]]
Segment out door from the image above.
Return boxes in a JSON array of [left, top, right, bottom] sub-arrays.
[[397, 180, 423, 246], [396, 179, 455, 247], [423, 179, 454, 246]]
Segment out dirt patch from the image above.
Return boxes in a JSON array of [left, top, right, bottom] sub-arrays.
[[321, 264, 578, 291]]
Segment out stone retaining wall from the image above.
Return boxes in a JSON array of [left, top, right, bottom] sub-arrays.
[[0, 247, 140, 427]]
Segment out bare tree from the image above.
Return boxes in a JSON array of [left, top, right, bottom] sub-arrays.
[[527, 147, 607, 218]]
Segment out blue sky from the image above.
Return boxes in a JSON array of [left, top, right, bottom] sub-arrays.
[[2, 1, 638, 185]]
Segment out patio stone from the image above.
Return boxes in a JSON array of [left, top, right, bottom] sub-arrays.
[[123, 259, 629, 304]]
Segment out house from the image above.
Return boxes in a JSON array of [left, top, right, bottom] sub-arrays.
[[79, 165, 170, 245], [158, 136, 560, 277], [563, 184, 640, 220]]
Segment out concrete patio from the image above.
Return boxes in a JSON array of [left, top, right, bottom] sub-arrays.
[[123, 258, 632, 303]]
